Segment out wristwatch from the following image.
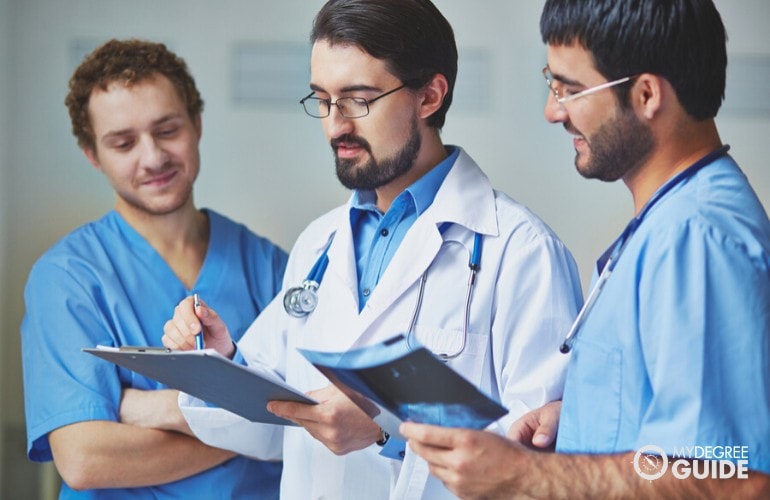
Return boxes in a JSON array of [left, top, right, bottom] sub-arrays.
[[376, 428, 390, 446]]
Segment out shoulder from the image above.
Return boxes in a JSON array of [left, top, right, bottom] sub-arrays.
[[642, 158, 770, 265], [25, 214, 120, 298], [445, 148, 571, 249], [28, 214, 115, 273], [492, 189, 570, 250]]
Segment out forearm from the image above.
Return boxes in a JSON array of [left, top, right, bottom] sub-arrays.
[[517, 452, 769, 500], [120, 388, 192, 434], [50, 420, 236, 490]]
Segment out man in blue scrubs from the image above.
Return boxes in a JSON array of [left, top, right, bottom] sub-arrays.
[[21, 39, 288, 499], [401, 0, 770, 497]]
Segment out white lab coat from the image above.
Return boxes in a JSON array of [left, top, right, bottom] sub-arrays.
[[180, 148, 583, 499]]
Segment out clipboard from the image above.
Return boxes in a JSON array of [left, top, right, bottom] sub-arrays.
[[84, 346, 315, 426]]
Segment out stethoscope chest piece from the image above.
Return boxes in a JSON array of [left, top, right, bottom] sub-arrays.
[[283, 280, 320, 318]]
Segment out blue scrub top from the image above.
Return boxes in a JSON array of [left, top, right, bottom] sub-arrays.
[[557, 154, 770, 475], [21, 209, 288, 499]]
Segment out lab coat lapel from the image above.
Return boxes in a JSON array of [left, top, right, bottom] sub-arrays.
[[428, 148, 499, 237], [325, 208, 359, 306], [360, 218, 444, 325], [356, 148, 498, 334]]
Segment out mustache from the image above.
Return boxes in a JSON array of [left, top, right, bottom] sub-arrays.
[[563, 122, 583, 138], [331, 134, 372, 153]]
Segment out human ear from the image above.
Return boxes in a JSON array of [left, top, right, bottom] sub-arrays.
[[632, 74, 664, 120], [418, 73, 449, 121], [83, 147, 102, 171]]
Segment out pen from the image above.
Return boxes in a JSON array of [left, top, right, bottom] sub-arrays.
[[193, 293, 204, 350]]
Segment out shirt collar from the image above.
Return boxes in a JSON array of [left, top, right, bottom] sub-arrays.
[[350, 146, 459, 216]]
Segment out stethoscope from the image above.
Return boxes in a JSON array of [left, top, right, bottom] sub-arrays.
[[559, 145, 730, 354], [283, 224, 483, 360]]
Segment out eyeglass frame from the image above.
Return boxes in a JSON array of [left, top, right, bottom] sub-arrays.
[[299, 84, 407, 119], [542, 66, 638, 105]]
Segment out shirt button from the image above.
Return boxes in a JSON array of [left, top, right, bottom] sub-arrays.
[[380, 228, 389, 237], [399, 451, 406, 458], [363, 288, 371, 296]]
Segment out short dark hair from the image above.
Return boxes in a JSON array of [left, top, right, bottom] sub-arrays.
[[540, 0, 727, 120], [65, 38, 204, 151], [310, 0, 457, 129]]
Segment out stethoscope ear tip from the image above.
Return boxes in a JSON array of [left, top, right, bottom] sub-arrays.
[[559, 343, 571, 354]]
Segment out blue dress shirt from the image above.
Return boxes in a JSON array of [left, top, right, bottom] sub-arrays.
[[349, 146, 460, 310]]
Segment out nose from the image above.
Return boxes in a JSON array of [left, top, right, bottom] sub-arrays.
[[324, 104, 354, 140], [544, 92, 568, 124], [138, 136, 169, 169]]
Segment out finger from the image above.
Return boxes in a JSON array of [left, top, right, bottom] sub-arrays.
[[507, 415, 537, 444], [173, 299, 202, 338], [267, 400, 321, 424], [162, 319, 188, 349], [407, 433, 455, 468], [195, 301, 233, 340], [532, 407, 560, 449], [400, 422, 456, 449], [172, 313, 198, 350], [306, 384, 339, 401]]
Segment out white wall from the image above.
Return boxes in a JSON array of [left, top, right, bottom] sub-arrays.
[[2, 0, 768, 496]]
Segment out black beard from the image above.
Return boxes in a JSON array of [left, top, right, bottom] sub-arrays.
[[578, 108, 655, 182], [333, 120, 421, 191]]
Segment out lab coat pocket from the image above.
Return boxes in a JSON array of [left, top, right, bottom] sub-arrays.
[[411, 326, 489, 386], [559, 337, 622, 452]]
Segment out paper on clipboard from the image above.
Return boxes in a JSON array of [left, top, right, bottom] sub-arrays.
[[84, 346, 315, 426]]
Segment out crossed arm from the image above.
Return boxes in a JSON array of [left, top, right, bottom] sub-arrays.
[[49, 388, 235, 491]]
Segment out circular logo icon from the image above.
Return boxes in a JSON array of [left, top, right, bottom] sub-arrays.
[[633, 445, 669, 481]]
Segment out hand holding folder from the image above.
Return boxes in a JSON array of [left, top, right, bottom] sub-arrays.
[[298, 334, 507, 440]]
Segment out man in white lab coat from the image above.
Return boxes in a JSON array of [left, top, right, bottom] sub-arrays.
[[162, 0, 583, 498]]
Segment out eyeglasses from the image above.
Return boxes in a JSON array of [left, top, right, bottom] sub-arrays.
[[299, 84, 406, 119], [542, 66, 636, 105]]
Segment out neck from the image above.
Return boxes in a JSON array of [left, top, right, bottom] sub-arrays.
[[374, 131, 447, 213], [624, 118, 722, 215], [115, 198, 209, 288]]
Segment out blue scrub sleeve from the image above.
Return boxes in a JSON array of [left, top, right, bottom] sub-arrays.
[[22, 259, 123, 461], [636, 219, 770, 474]]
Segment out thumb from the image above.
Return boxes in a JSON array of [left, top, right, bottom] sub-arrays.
[[196, 301, 222, 332], [531, 401, 561, 449], [194, 299, 232, 348]]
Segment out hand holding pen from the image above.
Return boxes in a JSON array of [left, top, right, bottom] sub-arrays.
[[162, 294, 237, 358]]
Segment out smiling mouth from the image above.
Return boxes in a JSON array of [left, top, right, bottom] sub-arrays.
[[142, 169, 177, 187]]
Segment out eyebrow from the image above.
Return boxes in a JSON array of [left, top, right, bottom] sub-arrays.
[[308, 83, 384, 95], [548, 68, 583, 87]]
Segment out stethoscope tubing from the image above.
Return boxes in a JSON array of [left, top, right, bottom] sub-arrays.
[[285, 226, 483, 360]]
